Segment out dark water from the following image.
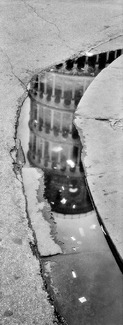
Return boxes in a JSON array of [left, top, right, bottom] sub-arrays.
[[18, 64, 123, 325]]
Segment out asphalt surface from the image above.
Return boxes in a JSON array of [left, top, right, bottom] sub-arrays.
[[0, 1, 123, 324]]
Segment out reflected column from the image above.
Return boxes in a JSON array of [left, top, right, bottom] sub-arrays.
[[49, 141, 52, 168], [43, 78, 47, 100], [60, 112, 63, 132], [106, 51, 109, 67], [61, 78, 64, 105], [95, 54, 99, 73], [51, 109, 54, 130], [37, 104, 40, 126], [42, 139, 45, 161], [38, 74, 40, 92], [52, 74, 56, 99], [71, 83, 75, 107], [114, 50, 117, 59]]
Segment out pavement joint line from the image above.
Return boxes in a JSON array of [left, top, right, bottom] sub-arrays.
[[76, 117, 123, 130], [86, 34, 123, 54]]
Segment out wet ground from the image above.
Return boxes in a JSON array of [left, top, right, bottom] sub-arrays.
[[1, 1, 123, 324], [17, 59, 123, 325]]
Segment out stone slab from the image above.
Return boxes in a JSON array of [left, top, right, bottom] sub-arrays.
[[75, 55, 123, 260]]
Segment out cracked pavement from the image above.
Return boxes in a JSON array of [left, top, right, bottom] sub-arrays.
[[0, 0, 123, 324]]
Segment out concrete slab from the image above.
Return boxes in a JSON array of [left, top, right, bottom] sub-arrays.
[[22, 167, 62, 256], [0, 0, 123, 323], [75, 55, 123, 261]]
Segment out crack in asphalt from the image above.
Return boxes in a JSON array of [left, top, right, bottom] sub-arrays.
[[21, 0, 75, 52], [95, 117, 123, 130], [75, 116, 123, 134], [95, 118, 110, 121], [0, 46, 27, 89], [83, 34, 123, 54]]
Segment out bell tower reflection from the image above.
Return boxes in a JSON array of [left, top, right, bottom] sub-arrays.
[[28, 70, 93, 215]]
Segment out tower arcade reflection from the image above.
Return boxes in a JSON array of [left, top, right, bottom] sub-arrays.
[[28, 69, 95, 215]]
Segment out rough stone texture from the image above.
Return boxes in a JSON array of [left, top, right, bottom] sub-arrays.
[[0, 0, 123, 324], [75, 55, 123, 260], [22, 167, 62, 256]]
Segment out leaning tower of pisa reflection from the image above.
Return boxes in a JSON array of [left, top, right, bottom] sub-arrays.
[[27, 50, 122, 214], [28, 66, 94, 214]]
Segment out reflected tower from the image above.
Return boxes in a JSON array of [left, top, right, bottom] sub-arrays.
[[28, 68, 94, 214]]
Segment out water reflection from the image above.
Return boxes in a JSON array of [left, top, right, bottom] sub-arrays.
[[18, 54, 123, 325], [28, 70, 94, 214]]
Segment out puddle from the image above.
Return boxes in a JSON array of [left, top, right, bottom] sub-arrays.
[[17, 50, 123, 325]]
